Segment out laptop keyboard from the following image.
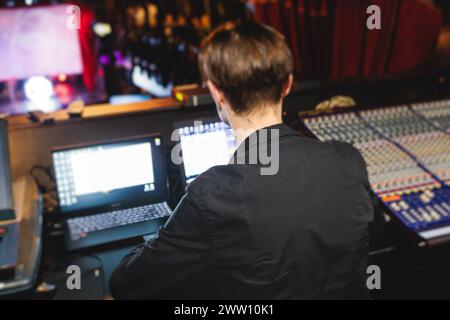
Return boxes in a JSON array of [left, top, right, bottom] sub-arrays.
[[67, 203, 172, 241]]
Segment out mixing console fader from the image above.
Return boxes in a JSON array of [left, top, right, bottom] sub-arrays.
[[412, 100, 450, 132], [302, 103, 450, 245], [360, 106, 450, 185], [302, 113, 436, 194]]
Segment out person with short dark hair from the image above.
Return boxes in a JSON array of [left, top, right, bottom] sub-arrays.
[[199, 21, 294, 116], [110, 21, 380, 299]]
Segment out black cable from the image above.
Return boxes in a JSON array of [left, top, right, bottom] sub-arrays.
[[30, 165, 55, 191], [30, 165, 58, 214]]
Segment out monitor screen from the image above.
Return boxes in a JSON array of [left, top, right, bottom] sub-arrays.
[[0, 119, 14, 220], [0, 4, 83, 81], [179, 121, 237, 184], [52, 136, 167, 214]]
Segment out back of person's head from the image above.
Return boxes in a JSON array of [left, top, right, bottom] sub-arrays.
[[199, 21, 294, 115]]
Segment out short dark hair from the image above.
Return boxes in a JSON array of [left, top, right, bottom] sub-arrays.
[[199, 21, 294, 115]]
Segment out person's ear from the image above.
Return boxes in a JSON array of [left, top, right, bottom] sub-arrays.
[[206, 80, 226, 109], [281, 74, 294, 98], [206, 80, 232, 126]]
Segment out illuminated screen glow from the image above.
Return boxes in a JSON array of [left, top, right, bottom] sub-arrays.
[[53, 142, 155, 208], [71, 143, 154, 195], [180, 123, 236, 179], [0, 4, 83, 81]]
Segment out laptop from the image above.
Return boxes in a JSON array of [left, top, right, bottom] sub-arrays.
[[176, 118, 237, 186], [52, 134, 172, 251]]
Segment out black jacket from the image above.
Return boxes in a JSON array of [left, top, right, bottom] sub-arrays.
[[110, 124, 380, 299]]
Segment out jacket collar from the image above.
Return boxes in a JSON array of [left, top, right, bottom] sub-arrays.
[[230, 124, 300, 164]]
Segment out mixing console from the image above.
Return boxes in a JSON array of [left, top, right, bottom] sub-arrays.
[[360, 106, 450, 185], [303, 113, 436, 195], [360, 106, 435, 138], [395, 132, 450, 184], [412, 100, 450, 132], [302, 102, 450, 244], [302, 112, 379, 144]]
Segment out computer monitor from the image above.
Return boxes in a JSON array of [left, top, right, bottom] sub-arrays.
[[0, 5, 82, 81], [0, 119, 14, 221], [176, 119, 237, 184], [52, 135, 168, 215]]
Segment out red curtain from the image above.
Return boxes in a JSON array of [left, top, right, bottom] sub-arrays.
[[251, 0, 443, 80], [388, 0, 443, 74], [77, 4, 97, 91]]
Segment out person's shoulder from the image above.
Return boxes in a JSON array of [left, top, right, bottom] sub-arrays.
[[321, 140, 368, 176], [321, 140, 366, 168], [324, 140, 361, 157], [186, 164, 245, 196], [292, 136, 361, 159]]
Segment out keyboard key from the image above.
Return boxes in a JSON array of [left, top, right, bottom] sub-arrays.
[[67, 203, 172, 241]]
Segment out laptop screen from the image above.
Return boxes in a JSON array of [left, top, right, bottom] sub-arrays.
[[52, 135, 167, 214], [178, 121, 237, 184]]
